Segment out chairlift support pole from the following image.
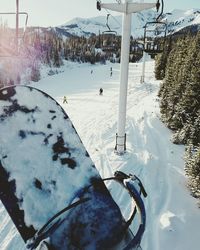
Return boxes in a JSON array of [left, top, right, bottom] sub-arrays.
[[140, 49, 147, 83], [97, 0, 156, 154], [16, 0, 19, 52]]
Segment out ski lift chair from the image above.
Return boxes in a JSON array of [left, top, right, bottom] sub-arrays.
[[0, 12, 28, 58], [102, 30, 117, 52], [130, 40, 143, 62], [131, 40, 144, 54], [144, 21, 167, 58], [102, 14, 118, 53]]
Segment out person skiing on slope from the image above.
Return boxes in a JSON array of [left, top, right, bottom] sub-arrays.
[[63, 96, 68, 104], [99, 88, 103, 95]]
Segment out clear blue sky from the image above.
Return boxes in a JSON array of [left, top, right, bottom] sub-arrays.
[[1, 0, 199, 27]]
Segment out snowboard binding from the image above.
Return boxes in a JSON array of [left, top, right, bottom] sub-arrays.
[[28, 171, 147, 250]]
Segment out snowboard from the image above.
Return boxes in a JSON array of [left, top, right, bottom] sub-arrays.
[[0, 85, 129, 249]]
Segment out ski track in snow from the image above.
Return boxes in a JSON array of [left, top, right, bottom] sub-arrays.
[[0, 60, 200, 250]]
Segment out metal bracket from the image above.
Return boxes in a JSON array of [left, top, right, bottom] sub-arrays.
[[115, 133, 126, 152]]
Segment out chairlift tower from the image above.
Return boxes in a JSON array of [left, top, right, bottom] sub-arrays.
[[140, 48, 147, 83], [0, 0, 28, 57], [97, 0, 157, 154], [16, 0, 19, 52]]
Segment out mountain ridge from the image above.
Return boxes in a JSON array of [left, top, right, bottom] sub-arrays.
[[56, 8, 200, 38]]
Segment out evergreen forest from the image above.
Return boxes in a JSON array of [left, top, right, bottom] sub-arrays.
[[155, 32, 200, 201], [0, 25, 143, 88]]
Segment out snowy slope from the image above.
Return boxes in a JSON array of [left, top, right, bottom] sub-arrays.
[[0, 60, 200, 250], [58, 8, 200, 37]]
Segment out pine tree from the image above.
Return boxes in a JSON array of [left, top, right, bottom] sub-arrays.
[[159, 36, 191, 130], [185, 145, 200, 201], [155, 36, 172, 80]]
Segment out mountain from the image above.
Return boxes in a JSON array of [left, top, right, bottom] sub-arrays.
[[57, 8, 200, 38], [163, 9, 200, 34], [58, 10, 156, 38]]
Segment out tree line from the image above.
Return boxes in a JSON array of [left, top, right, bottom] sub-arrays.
[[155, 31, 200, 202], [0, 26, 143, 88]]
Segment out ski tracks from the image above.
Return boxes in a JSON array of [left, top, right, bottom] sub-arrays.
[[124, 69, 179, 250], [65, 89, 119, 179]]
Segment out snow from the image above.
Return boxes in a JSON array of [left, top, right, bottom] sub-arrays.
[[0, 59, 200, 249]]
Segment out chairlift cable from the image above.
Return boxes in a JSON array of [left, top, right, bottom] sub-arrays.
[[104, 8, 121, 28], [106, 14, 111, 31]]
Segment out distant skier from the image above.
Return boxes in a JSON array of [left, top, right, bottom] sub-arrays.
[[63, 96, 68, 104], [91, 70, 93, 74], [99, 88, 103, 96], [110, 67, 113, 77]]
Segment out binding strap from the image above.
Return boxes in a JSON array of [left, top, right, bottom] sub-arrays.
[[103, 171, 147, 249], [28, 171, 147, 250]]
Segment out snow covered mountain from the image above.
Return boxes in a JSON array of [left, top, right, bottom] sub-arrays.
[[58, 10, 155, 38], [163, 9, 200, 34], [57, 8, 200, 38]]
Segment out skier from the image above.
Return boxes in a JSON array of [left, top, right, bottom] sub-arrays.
[[99, 88, 103, 95], [110, 67, 113, 77], [63, 96, 68, 104]]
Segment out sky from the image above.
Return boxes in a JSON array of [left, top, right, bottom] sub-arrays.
[[0, 0, 199, 27]]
